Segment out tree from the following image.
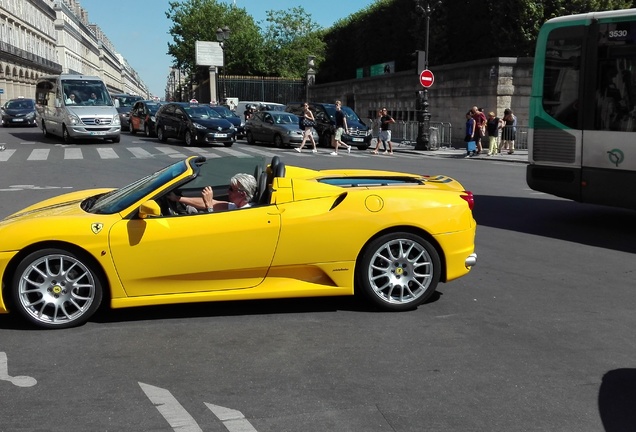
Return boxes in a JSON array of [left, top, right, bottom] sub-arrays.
[[260, 7, 326, 78], [166, 0, 266, 78]]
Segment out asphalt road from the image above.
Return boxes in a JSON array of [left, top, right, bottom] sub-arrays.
[[0, 127, 634, 431]]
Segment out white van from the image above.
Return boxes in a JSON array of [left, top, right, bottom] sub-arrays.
[[236, 101, 285, 122], [35, 74, 121, 143]]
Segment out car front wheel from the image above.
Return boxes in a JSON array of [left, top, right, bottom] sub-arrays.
[[184, 130, 193, 146], [246, 131, 255, 145], [273, 134, 284, 148], [157, 126, 167, 142], [144, 124, 151, 137], [11, 248, 104, 329], [357, 232, 440, 311]]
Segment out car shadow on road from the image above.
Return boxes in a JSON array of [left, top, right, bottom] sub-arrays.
[[473, 195, 636, 254]]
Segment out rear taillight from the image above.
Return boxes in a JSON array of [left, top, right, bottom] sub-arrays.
[[460, 191, 474, 210]]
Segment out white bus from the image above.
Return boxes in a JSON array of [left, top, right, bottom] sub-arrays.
[[35, 74, 121, 143]]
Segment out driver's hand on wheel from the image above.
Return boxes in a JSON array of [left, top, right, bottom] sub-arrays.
[[167, 191, 180, 202]]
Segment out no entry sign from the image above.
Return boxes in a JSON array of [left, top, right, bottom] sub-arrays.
[[419, 69, 434, 88]]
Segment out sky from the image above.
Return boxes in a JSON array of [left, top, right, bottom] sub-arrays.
[[79, 0, 378, 97]]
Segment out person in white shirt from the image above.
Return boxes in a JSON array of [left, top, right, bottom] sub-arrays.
[[169, 173, 256, 212]]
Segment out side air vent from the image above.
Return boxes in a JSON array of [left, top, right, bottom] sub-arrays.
[[532, 117, 576, 163]]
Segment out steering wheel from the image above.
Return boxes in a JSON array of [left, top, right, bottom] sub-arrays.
[[159, 194, 189, 216]]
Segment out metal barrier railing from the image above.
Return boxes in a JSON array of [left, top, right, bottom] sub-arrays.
[[390, 121, 453, 150]]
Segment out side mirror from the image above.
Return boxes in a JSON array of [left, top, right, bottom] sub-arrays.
[[138, 200, 162, 218]]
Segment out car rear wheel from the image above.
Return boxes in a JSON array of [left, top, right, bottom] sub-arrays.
[[357, 232, 440, 311], [184, 130, 193, 146], [157, 126, 167, 142], [11, 248, 104, 329], [63, 125, 74, 144], [246, 131, 255, 145], [273, 134, 284, 148]]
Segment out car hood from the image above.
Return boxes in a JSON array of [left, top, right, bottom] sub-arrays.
[[4, 108, 34, 115], [191, 118, 233, 128], [66, 106, 118, 116]]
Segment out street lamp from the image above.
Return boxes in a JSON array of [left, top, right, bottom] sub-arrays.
[[306, 55, 316, 101], [414, 0, 442, 150], [216, 26, 231, 101]]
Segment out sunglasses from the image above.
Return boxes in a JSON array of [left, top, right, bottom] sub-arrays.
[[228, 186, 243, 193]]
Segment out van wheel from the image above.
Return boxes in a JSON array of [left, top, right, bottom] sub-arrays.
[[111, 135, 120, 143], [157, 126, 167, 142], [63, 125, 74, 144]]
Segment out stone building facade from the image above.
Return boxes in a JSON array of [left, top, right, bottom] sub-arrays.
[[0, 0, 149, 105], [308, 57, 534, 145]]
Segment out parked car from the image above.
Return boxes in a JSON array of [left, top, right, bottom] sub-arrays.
[[1, 97, 37, 127], [129, 100, 163, 137], [155, 102, 235, 146], [209, 105, 244, 139], [245, 110, 318, 148], [285, 102, 371, 150], [111, 94, 144, 131], [0, 154, 477, 329]]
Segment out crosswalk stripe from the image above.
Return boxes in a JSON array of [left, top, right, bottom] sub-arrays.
[[184, 147, 221, 158], [216, 147, 254, 158], [156, 146, 187, 158], [127, 147, 153, 159], [27, 149, 49, 161], [238, 146, 278, 157], [97, 148, 119, 159], [64, 148, 83, 159], [0, 149, 16, 162]]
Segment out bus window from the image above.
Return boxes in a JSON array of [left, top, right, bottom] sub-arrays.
[[542, 26, 583, 129], [595, 22, 636, 132]]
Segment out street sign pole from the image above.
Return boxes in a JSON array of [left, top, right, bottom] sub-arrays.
[[416, 69, 434, 150]]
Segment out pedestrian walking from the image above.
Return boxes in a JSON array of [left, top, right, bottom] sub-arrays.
[[331, 100, 351, 155], [471, 106, 487, 155], [486, 111, 503, 156], [501, 108, 517, 154], [464, 111, 477, 157], [295, 102, 318, 153], [378, 107, 395, 154], [370, 109, 385, 153]]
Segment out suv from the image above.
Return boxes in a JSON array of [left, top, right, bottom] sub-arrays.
[[155, 102, 235, 146], [285, 102, 371, 150]]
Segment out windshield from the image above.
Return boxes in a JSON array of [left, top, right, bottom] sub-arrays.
[[7, 99, 34, 110], [185, 106, 222, 119], [62, 79, 113, 107], [88, 160, 190, 214], [214, 106, 237, 117], [272, 113, 299, 124], [113, 95, 143, 107], [323, 105, 361, 123], [147, 103, 162, 114]]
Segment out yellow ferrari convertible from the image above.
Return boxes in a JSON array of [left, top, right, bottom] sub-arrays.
[[0, 155, 477, 329]]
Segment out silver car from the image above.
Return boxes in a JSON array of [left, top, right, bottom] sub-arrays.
[[245, 110, 318, 148]]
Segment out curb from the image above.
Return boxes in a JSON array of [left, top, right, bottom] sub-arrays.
[[393, 147, 528, 163]]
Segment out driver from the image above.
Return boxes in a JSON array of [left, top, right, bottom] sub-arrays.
[[169, 173, 256, 213]]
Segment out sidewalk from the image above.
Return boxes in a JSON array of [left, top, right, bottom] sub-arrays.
[[392, 144, 528, 163]]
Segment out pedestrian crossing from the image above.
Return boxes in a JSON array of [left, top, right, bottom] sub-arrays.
[[0, 142, 420, 163]]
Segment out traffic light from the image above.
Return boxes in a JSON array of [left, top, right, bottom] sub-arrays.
[[410, 51, 426, 73]]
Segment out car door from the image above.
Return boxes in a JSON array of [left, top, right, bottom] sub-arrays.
[[130, 102, 141, 132], [108, 206, 282, 296]]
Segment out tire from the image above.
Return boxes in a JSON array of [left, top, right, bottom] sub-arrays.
[[273, 134, 284, 148], [130, 125, 136, 135], [157, 126, 167, 142], [63, 125, 74, 144], [144, 124, 151, 137], [356, 232, 441, 311], [223, 141, 233, 147], [111, 135, 120, 143], [184, 130, 193, 146], [11, 248, 104, 329], [319, 132, 332, 148], [246, 131, 255, 145]]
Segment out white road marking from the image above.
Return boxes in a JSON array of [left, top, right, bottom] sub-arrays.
[[27, 149, 49, 160], [184, 147, 220, 158], [217, 147, 254, 157], [139, 382, 203, 432], [127, 147, 154, 159], [0, 149, 16, 161], [97, 148, 119, 159], [205, 403, 258, 432], [157, 146, 187, 158], [0, 352, 37, 387], [239, 147, 277, 157], [64, 148, 83, 159]]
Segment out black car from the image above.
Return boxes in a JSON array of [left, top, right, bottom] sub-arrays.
[[1, 98, 37, 127], [209, 105, 244, 139], [285, 102, 371, 150], [155, 102, 235, 146], [112, 94, 144, 131], [129, 100, 163, 137]]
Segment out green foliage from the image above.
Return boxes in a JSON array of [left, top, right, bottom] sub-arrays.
[[260, 7, 326, 78]]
